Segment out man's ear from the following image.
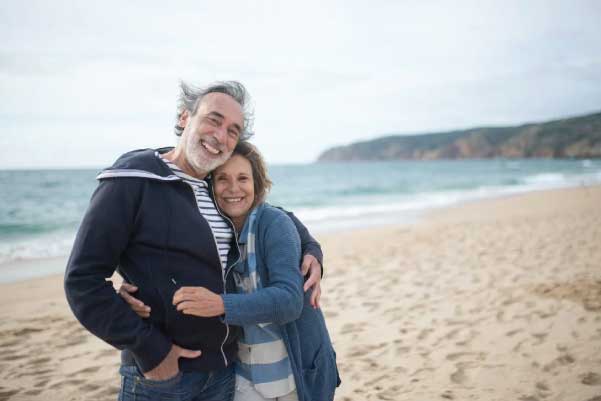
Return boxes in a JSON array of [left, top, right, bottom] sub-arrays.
[[178, 109, 190, 128]]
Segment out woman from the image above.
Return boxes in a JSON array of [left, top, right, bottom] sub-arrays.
[[126, 142, 340, 401]]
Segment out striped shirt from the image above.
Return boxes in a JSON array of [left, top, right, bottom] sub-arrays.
[[157, 153, 232, 269]]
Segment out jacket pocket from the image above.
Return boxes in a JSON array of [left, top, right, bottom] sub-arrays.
[[301, 343, 339, 401]]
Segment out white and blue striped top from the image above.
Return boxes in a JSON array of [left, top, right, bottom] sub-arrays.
[[157, 153, 232, 269], [233, 209, 296, 398]]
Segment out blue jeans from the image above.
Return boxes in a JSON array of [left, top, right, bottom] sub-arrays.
[[118, 364, 235, 401]]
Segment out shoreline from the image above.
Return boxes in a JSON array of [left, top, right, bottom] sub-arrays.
[[0, 185, 600, 400], [2, 184, 599, 285]]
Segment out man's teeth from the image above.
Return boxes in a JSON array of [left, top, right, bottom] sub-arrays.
[[225, 198, 242, 203], [202, 141, 220, 155]]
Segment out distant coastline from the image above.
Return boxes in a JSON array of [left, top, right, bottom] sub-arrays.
[[318, 110, 601, 161]]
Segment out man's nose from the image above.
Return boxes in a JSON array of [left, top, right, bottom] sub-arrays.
[[213, 126, 227, 144]]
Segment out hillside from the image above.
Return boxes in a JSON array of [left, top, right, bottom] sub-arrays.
[[317, 111, 601, 161]]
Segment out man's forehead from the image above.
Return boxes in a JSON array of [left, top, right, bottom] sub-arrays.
[[198, 93, 243, 124]]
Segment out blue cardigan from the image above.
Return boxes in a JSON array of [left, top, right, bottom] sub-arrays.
[[221, 204, 340, 401]]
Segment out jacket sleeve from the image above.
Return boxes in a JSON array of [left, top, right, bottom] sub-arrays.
[[283, 209, 324, 272], [221, 213, 304, 326], [64, 179, 172, 373]]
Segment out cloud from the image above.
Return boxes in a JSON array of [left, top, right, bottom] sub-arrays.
[[1, 0, 600, 167]]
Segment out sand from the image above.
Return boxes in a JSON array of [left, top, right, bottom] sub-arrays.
[[1, 186, 600, 401]]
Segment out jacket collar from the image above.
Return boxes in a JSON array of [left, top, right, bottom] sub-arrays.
[[96, 147, 180, 181]]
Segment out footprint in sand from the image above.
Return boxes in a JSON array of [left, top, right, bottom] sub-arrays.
[[417, 328, 434, 340], [395, 346, 411, 356], [450, 365, 467, 384], [0, 389, 21, 400], [34, 379, 50, 388], [580, 372, 601, 386], [74, 366, 102, 375], [518, 396, 539, 401], [506, 328, 523, 337], [22, 389, 44, 397], [531, 332, 548, 345], [48, 379, 86, 389], [542, 353, 575, 372], [56, 334, 89, 349], [450, 361, 478, 385], [15, 368, 54, 378], [445, 351, 486, 362], [29, 356, 52, 365]]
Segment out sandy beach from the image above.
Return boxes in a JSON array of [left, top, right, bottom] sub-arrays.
[[1, 186, 600, 401]]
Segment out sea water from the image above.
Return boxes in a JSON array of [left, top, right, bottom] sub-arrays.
[[1, 159, 600, 281]]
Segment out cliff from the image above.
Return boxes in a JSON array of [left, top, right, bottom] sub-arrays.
[[317, 111, 601, 161]]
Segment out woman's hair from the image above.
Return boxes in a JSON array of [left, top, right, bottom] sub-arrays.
[[231, 141, 272, 206]]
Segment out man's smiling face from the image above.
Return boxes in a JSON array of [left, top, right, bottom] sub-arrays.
[[180, 92, 244, 175]]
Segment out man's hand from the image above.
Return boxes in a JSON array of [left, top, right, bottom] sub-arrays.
[[144, 344, 201, 381], [117, 282, 151, 318], [301, 254, 322, 309], [173, 287, 225, 317]]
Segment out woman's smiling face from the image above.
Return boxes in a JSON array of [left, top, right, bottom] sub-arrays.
[[213, 154, 255, 230]]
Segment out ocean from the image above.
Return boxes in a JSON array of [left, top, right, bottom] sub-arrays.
[[1, 159, 600, 281]]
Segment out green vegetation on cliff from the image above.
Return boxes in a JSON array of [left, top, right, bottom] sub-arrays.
[[317, 111, 601, 161]]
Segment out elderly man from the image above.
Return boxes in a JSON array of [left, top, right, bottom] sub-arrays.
[[64, 81, 323, 401]]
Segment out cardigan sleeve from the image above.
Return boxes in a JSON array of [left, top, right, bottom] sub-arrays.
[[286, 210, 323, 268], [275, 207, 324, 273], [221, 211, 304, 326]]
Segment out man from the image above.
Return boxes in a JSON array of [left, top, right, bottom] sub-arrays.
[[64, 81, 323, 401]]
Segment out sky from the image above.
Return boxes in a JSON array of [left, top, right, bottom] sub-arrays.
[[1, 0, 600, 168]]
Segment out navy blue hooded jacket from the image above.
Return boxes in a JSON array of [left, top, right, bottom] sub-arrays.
[[64, 148, 323, 373]]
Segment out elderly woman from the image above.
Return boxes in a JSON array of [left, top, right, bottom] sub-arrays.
[[124, 141, 340, 401]]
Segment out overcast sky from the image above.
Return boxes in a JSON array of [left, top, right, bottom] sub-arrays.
[[1, 0, 600, 168]]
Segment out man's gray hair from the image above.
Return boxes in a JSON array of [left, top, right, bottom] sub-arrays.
[[174, 80, 254, 140]]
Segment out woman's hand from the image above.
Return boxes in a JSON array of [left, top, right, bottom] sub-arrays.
[[173, 287, 225, 317], [117, 282, 151, 318], [301, 254, 322, 309]]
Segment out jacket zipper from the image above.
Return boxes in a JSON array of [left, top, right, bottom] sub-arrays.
[[210, 182, 242, 366], [182, 180, 239, 367]]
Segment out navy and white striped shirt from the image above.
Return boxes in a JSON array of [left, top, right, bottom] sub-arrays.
[[157, 153, 232, 269]]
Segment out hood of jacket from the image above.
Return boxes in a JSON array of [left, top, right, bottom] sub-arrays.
[[96, 147, 183, 181]]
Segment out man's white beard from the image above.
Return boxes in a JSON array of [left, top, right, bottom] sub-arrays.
[[185, 137, 231, 176]]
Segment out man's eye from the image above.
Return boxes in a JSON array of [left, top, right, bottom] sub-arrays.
[[228, 129, 239, 138], [208, 117, 220, 125]]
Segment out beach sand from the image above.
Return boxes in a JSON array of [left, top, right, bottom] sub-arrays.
[[1, 186, 600, 401]]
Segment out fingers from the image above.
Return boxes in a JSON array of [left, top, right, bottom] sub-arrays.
[[309, 282, 321, 309], [120, 282, 138, 293], [303, 273, 317, 293], [173, 287, 199, 305], [301, 254, 318, 276], [303, 261, 321, 292], [175, 300, 198, 313], [118, 286, 151, 317], [176, 345, 202, 359], [301, 256, 312, 276]]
